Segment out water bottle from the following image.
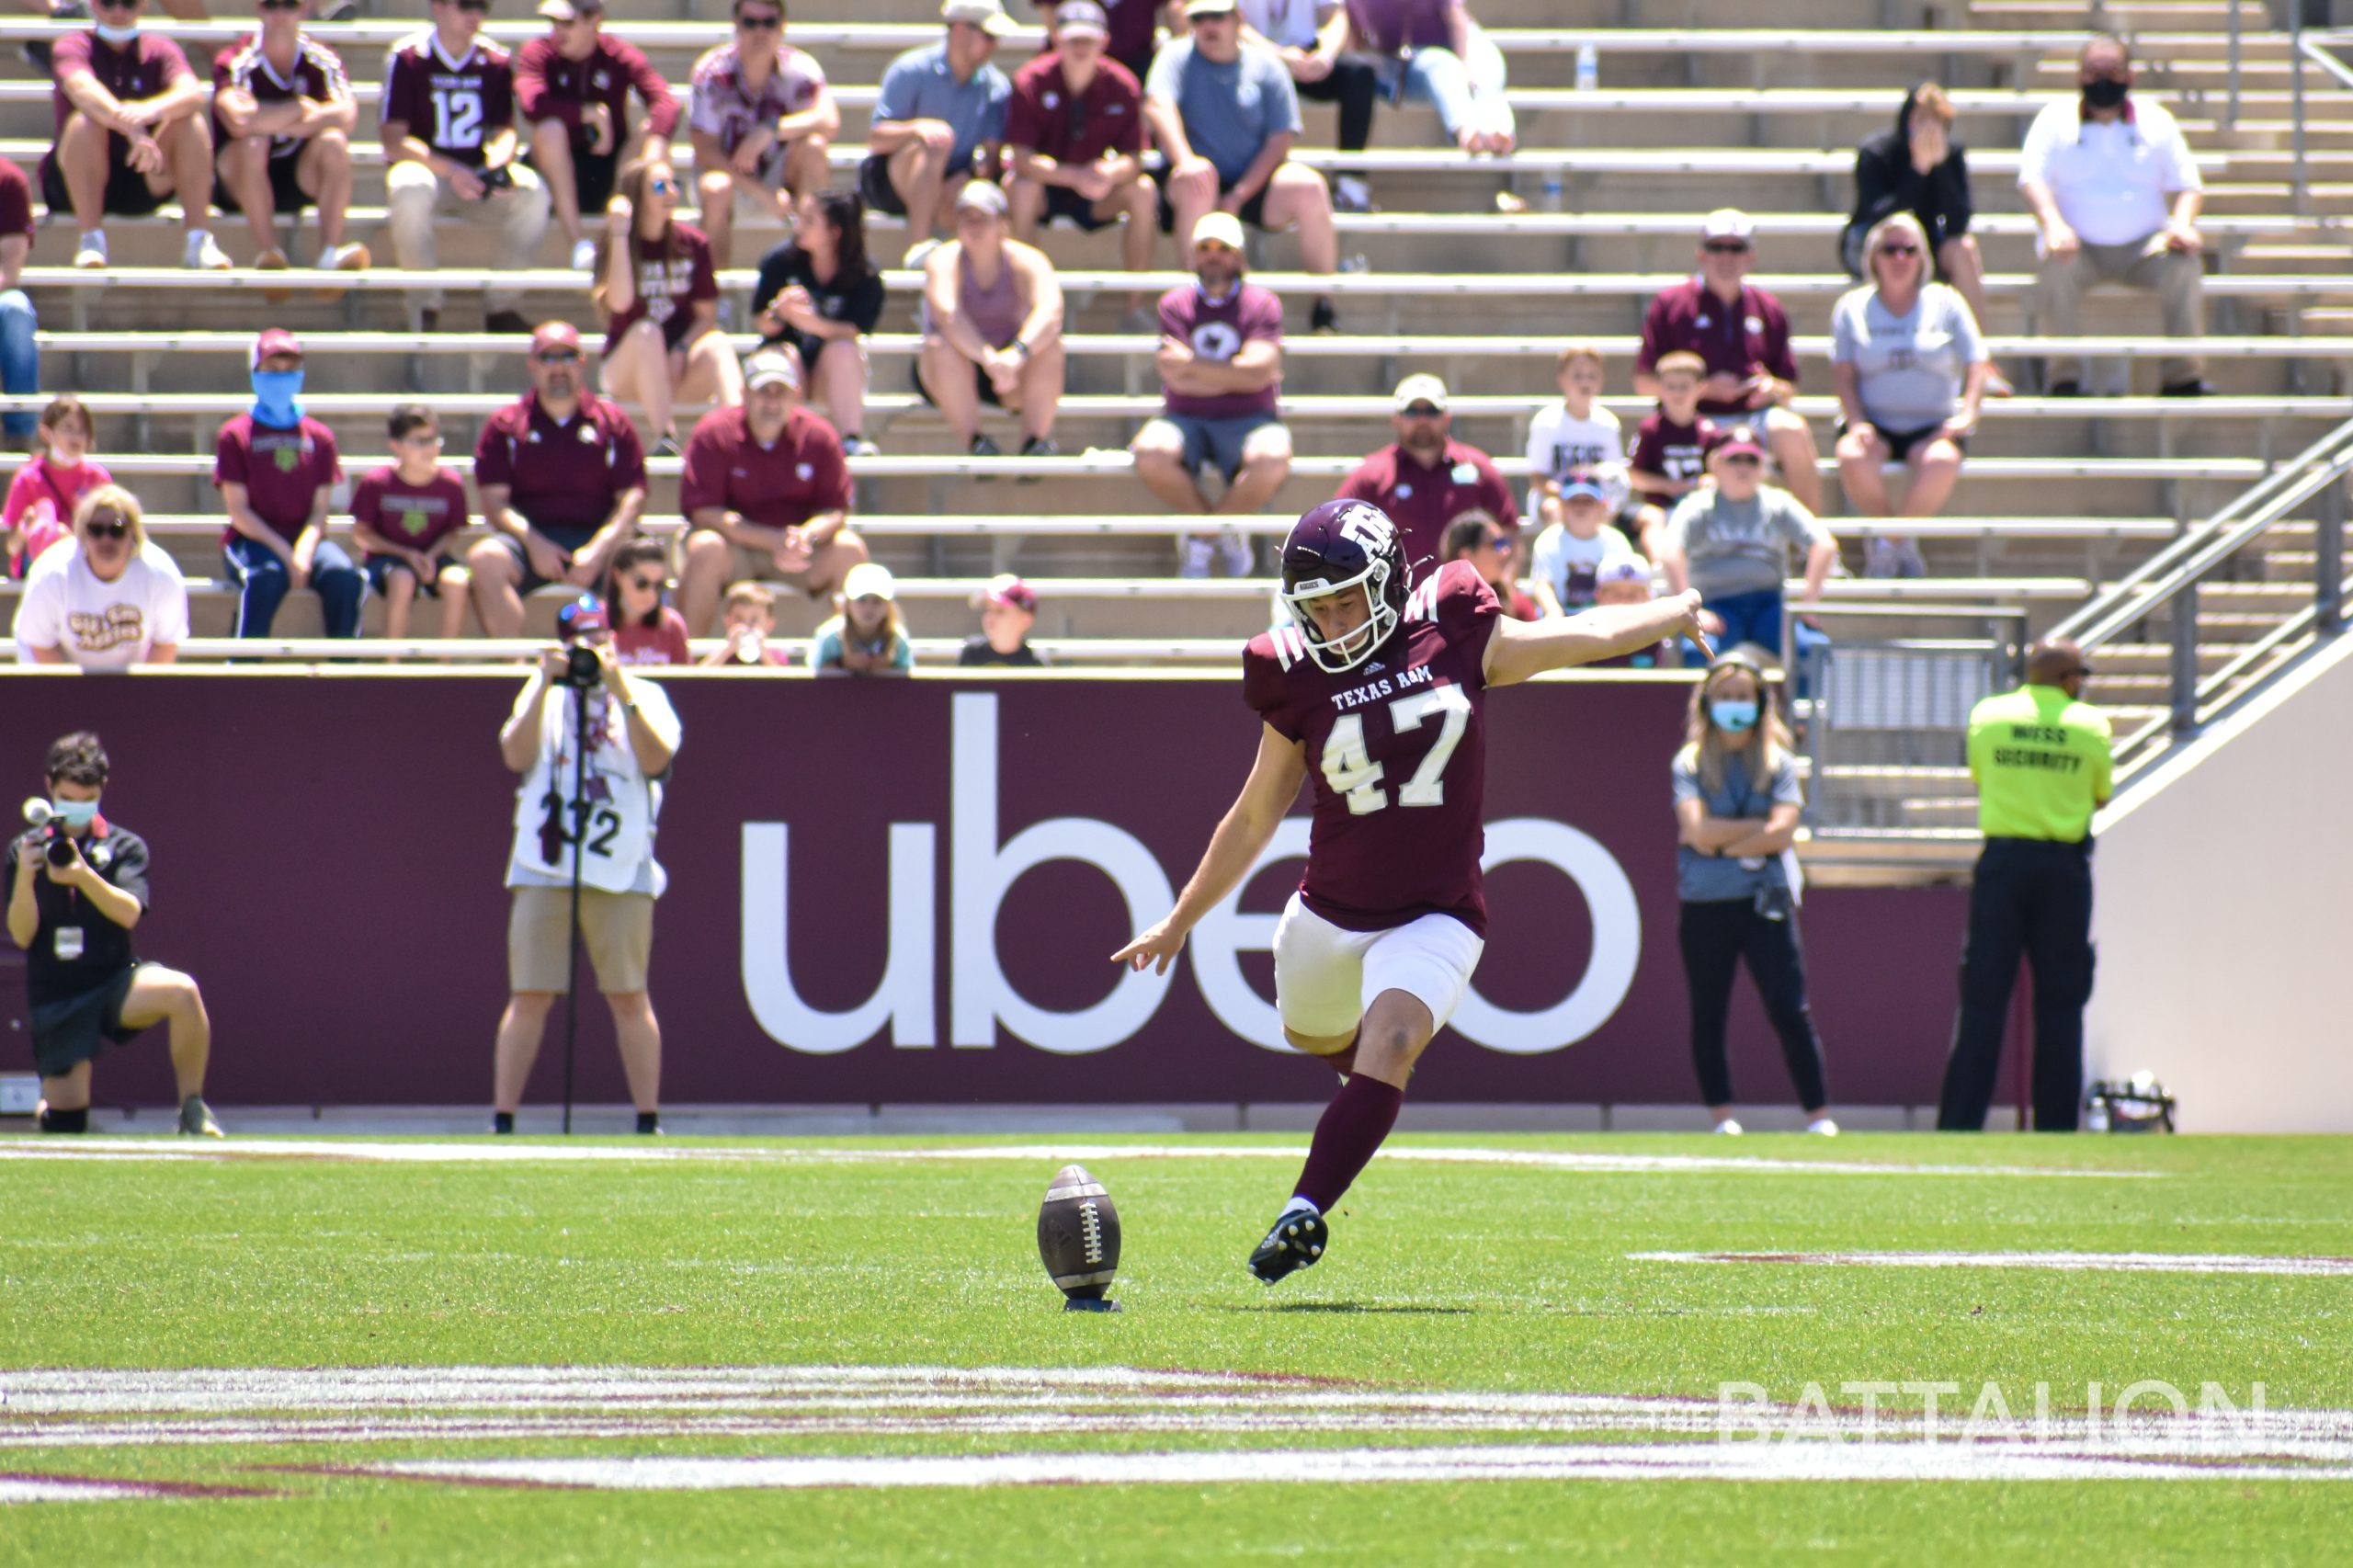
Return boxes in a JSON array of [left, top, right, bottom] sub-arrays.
[[1540, 173, 1563, 213], [1575, 42, 1598, 93]]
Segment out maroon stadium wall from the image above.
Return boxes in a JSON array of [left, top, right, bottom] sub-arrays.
[[0, 673, 1977, 1110]]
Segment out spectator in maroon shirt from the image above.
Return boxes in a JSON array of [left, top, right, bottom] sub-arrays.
[[602, 536, 692, 665], [1634, 209, 1823, 513], [1333, 372, 1517, 571], [43, 1, 230, 271], [676, 346, 869, 632], [1626, 349, 1717, 558], [520, 0, 680, 272], [216, 327, 361, 638], [1131, 210, 1290, 578], [466, 321, 650, 638], [350, 403, 472, 642], [594, 154, 742, 457], [1006, 4, 1157, 290], [212, 0, 367, 285], [1029, 0, 1168, 85], [0, 158, 36, 442]]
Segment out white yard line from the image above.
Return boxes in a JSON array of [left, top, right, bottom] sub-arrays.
[[0, 1138, 2157, 1178], [1632, 1250, 2353, 1277], [361, 1443, 2353, 1488]]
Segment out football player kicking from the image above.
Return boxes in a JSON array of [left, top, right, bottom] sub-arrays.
[[1113, 498, 1710, 1284]]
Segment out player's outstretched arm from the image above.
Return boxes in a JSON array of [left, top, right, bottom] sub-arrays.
[[1111, 723, 1307, 976], [1482, 589, 1713, 688]]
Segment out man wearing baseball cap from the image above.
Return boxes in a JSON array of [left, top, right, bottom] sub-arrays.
[[676, 346, 869, 633], [1005, 2, 1157, 290], [1655, 423, 1836, 672], [1146, 0, 1341, 334], [1131, 210, 1291, 577], [215, 327, 363, 640], [864, 0, 1016, 266], [960, 572, 1042, 665], [518, 0, 681, 271], [1634, 209, 1823, 512], [467, 321, 650, 638], [1333, 372, 1518, 568]]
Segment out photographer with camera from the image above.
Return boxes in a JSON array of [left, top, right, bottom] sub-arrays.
[[493, 596, 679, 1135], [6, 732, 221, 1136]]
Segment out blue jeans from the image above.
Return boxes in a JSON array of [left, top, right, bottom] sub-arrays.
[[0, 290, 39, 439], [1374, 28, 1513, 142], [1691, 586, 1830, 693], [223, 536, 365, 638]]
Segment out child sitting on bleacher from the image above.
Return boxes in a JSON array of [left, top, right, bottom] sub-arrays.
[[813, 561, 913, 676], [1626, 350, 1717, 561], [1524, 343, 1629, 540], [3, 395, 109, 578], [349, 404, 472, 642], [1529, 470, 1644, 619], [701, 580, 793, 668]]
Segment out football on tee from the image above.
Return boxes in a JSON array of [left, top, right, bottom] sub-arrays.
[[1037, 1164, 1121, 1312]]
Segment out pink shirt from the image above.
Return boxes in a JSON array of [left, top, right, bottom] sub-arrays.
[[4, 455, 111, 576]]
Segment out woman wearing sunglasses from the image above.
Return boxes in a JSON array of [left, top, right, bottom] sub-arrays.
[[599, 535, 690, 665], [593, 154, 745, 458], [1830, 210, 1992, 578], [11, 484, 188, 670]]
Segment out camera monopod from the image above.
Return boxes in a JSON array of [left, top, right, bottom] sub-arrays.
[[559, 676, 592, 1136]]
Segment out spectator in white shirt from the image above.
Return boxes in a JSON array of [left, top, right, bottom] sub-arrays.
[[2018, 34, 2208, 396], [1524, 342, 1629, 539], [11, 485, 188, 670], [1529, 470, 1643, 619]]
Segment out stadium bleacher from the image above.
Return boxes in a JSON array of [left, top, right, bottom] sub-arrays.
[[2, 0, 2347, 855]]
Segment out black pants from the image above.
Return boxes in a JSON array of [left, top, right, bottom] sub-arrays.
[[1678, 897, 1830, 1112], [1938, 837, 2095, 1131], [1293, 55, 1381, 160]]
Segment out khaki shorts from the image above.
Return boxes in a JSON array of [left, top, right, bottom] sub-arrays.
[[508, 886, 654, 995], [726, 540, 828, 597]]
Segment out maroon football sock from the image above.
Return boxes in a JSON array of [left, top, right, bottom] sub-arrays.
[[1293, 1073, 1405, 1211]]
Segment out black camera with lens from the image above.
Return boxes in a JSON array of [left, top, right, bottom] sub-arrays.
[[561, 644, 603, 689], [41, 821, 75, 869]]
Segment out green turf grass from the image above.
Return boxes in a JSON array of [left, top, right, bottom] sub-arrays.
[[0, 1131, 2347, 1564]]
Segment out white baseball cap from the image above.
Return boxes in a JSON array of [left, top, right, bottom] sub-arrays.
[[1190, 210, 1245, 253], [744, 347, 800, 391], [843, 562, 897, 602], [1701, 208, 1755, 243], [1392, 373, 1449, 413], [941, 0, 1017, 37]]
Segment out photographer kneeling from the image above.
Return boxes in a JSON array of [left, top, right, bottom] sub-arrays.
[[494, 597, 680, 1135], [6, 733, 221, 1136]]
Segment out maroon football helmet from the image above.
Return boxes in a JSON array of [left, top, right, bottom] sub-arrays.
[[1279, 499, 1410, 673]]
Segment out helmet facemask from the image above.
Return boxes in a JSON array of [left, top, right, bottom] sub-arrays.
[[1283, 556, 1398, 674]]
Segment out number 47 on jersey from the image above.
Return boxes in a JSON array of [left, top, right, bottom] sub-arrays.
[[1320, 684, 1471, 816]]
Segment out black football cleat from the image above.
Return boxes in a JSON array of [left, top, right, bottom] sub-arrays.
[[1246, 1208, 1329, 1285]]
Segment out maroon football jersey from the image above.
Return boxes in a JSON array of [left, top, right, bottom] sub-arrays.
[[1243, 560, 1500, 937], [381, 32, 516, 168]]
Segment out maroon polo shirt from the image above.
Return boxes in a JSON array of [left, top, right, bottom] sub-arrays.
[[1004, 51, 1143, 165], [678, 404, 851, 531], [516, 33, 680, 144], [50, 29, 190, 134], [473, 390, 647, 538], [351, 464, 471, 559], [214, 415, 342, 546], [381, 33, 516, 168], [0, 158, 32, 242], [1637, 278, 1800, 416], [1334, 437, 1518, 571]]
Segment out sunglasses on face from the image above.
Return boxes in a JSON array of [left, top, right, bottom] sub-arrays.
[[1484, 535, 1513, 554], [736, 11, 780, 28], [85, 517, 130, 540], [534, 348, 583, 365], [1722, 454, 1763, 467], [625, 574, 664, 592], [259, 0, 303, 10], [1703, 241, 1750, 255], [92, 0, 141, 12], [1876, 243, 1920, 256], [647, 177, 678, 196], [1401, 404, 1443, 418], [452, 0, 491, 13]]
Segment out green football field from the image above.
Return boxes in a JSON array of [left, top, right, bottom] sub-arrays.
[[1, 1131, 2347, 1564]]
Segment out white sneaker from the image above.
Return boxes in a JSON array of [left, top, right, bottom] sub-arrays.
[[73, 230, 107, 268], [1217, 528, 1255, 578], [1335, 174, 1374, 213], [1807, 1117, 1840, 1137], [571, 236, 598, 271], [1177, 536, 1215, 579], [315, 241, 370, 272], [902, 237, 940, 269], [184, 230, 232, 270], [1713, 1118, 1744, 1136]]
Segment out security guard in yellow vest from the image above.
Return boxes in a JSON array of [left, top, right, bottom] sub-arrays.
[[1938, 638, 2112, 1131]]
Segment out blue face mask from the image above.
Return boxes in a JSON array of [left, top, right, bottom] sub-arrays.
[[1711, 699, 1760, 733], [251, 369, 304, 426], [94, 21, 139, 43], [50, 797, 98, 830]]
